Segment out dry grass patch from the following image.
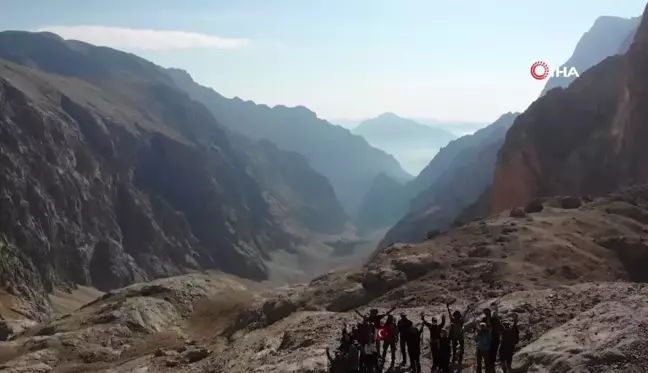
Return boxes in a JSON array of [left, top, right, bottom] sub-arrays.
[[120, 330, 184, 360], [187, 289, 256, 342], [0, 342, 27, 365]]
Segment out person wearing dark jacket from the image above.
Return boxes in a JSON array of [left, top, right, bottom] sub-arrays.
[[355, 306, 396, 351], [397, 313, 413, 366], [326, 347, 346, 373], [346, 341, 361, 373], [380, 315, 398, 368], [483, 304, 502, 373], [360, 332, 381, 373], [437, 329, 452, 373], [499, 314, 520, 373], [406, 324, 424, 373], [475, 322, 491, 373], [446, 303, 465, 364], [338, 325, 352, 353], [356, 317, 374, 347], [422, 313, 446, 372]]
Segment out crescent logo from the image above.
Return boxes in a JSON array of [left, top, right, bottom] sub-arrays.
[[377, 328, 386, 339], [530, 61, 549, 80]]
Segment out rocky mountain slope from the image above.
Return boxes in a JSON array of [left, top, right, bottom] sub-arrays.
[[0, 31, 358, 321], [4, 186, 648, 372], [359, 12, 643, 243], [358, 112, 519, 244], [354, 173, 407, 235], [492, 4, 648, 213], [540, 15, 640, 95], [352, 113, 457, 175], [229, 134, 348, 236], [166, 69, 412, 217]]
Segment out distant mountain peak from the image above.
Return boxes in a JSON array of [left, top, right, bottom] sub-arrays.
[[376, 112, 400, 119], [540, 15, 640, 95]]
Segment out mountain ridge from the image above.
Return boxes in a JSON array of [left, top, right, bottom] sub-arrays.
[[165, 68, 412, 217], [540, 15, 640, 95], [353, 112, 457, 175]]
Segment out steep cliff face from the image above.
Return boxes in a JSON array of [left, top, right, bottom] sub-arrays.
[[612, 7, 648, 185], [378, 113, 519, 247], [0, 32, 303, 318], [166, 69, 411, 216], [540, 16, 640, 95], [229, 134, 348, 235], [492, 3, 648, 212]]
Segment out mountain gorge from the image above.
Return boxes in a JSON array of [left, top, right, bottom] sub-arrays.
[[352, 113, 457, 175], [2, 5, 648, 373], [358, 13, 643, 246], [376, 112, 519, 246], [0, 31, 363, 320], [166, 69, 411, 217]]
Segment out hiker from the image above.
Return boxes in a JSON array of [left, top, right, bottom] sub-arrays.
[[338, 325, 353, 353], [326, 347, 347, 373], [406, 324, 424, 373], [421, 312, 446, 372], [397, 313, 413, 366], [355, 306, 397, 330], [359, 306, 397, 351], [346, 341, 361, 373], [379, 315, 398, 368], [475, 322, 491, 373], [360, 332, 381, 373], [437, 329, 452, 373], [499, 314, 520, 373], [446, 302, 465, 364], [356, 317, 374, 347], [483, 304, 503, 373]]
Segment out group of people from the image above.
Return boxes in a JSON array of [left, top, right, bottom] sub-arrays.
[[325, 302, 519, 373]]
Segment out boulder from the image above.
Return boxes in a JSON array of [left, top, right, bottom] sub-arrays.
[[524, 199, 545, 213], [391, 255, 441, 280], [561, 196, 582, 209], [509, 208, 527, 218]]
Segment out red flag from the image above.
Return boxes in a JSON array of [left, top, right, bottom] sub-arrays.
[[376, 326, 389, 341]]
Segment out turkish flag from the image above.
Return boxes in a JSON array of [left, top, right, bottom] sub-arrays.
[[376, 326, 390, 341]]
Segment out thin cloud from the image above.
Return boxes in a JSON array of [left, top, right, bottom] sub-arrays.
[[35, 25, 249, 50]]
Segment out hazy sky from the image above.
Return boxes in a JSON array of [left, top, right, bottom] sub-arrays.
[[2, 0, 646, 123]]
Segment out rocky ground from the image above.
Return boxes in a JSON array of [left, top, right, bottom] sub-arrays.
[[2, 188, 648, 372]]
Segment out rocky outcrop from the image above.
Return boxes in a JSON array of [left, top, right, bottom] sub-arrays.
[[166, 68, 411, 217], [492, 3, 648, 213], [540, 15, 640, 95], [4, 188, 648, 372]]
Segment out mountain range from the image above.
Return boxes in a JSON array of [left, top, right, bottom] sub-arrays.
[[2, 6, 648, 373], [540, 15, 640, 95], [166, 70, 411, 217], [356, 13, 642, 246]]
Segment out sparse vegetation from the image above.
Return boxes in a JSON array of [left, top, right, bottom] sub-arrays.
[[0, 343, 25, 365], [120, 330, 184, 360], [187, 290, 256, 342]]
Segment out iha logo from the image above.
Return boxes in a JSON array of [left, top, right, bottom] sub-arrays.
[[530, 61, 579, 80]]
